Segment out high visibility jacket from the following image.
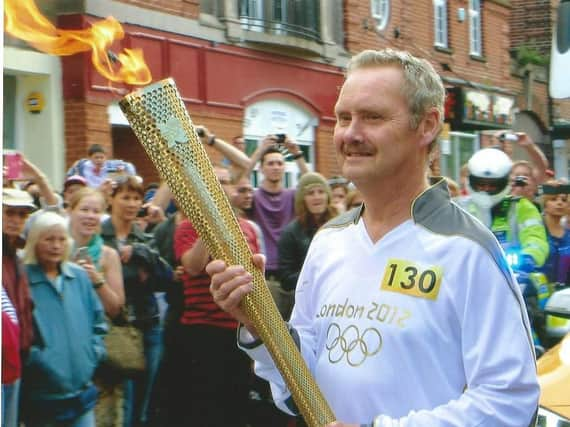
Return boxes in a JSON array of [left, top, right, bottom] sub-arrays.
[[457, 195, 549, 267]]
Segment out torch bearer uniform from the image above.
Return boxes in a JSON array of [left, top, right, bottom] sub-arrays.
[[240, 180, 539, 427]]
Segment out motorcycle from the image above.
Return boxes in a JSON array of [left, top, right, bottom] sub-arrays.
[[505, 250, 552, 353], [536, 287, 570, 426]]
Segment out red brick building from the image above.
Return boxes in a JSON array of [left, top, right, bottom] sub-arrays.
[[4, 0, 570, 187]]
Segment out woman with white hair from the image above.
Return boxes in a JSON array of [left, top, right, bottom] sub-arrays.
[[20, 211, 107, 427]]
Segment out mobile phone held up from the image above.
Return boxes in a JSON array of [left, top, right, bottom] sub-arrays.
[[74, 246, 91, 263], [275, 133, 286, 144], [3, 150, 23, 180]]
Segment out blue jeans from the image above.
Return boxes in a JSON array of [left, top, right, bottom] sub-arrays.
[[1, 380, 20, 427], [123, 325, 163, 427], [25, 408, 95, 427]]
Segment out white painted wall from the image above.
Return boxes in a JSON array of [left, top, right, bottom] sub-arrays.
[[4, 47, 65, 190]]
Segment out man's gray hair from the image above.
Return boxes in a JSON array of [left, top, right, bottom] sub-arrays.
[[347, 49, 445, 131]]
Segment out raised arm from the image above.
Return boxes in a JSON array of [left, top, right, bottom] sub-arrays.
[[283, 137, 309, 176], [196, 126, 251, 181], [517, 132, 549, 184], [21, 157, 60, 208]]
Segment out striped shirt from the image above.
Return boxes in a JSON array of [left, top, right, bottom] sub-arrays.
[[174, 219, 260, 329], [1, 287, 18, 325]]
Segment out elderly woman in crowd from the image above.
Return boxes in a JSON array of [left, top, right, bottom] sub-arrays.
[[100, 176, 172, 427], [277, 172, 337, 319], [21, 211, 107, 427]]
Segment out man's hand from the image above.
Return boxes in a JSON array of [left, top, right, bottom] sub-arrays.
[[262, 135, 279, 150], [145, 203, 166, 224], [196, 125, 212, 144], [206, 253, 265, 336], [515, 132, 534, 147]]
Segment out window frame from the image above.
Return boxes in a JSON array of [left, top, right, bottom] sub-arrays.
[[371, 0, 390, 31], [433, 0, 448, 48], [469, 0, 482, 56]]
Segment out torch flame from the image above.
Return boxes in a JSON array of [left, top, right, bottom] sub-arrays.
[[4, 0, 152, 85]]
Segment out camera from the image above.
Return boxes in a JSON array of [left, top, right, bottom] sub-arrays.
[[512, 176, 529, 187], [196, 128, 205, 137], [137, 206, 148, 218], [499, 133, 518, 142], [275, 133, 286, 144]]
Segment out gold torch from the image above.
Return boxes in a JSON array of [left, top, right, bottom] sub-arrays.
[[119, 79, 335, 427]]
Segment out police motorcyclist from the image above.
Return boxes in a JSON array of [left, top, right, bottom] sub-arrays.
[[457, 148, 549, 349], [458, 147, 549, 271]]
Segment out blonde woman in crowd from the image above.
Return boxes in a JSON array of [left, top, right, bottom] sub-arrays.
[[68, 187, 126, 427], [69, 187, 124, 317]]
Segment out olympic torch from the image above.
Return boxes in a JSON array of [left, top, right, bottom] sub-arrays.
[[119, 79, 335, 427]]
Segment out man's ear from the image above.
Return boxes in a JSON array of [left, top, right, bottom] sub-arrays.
[[417, 108, 442, 149]]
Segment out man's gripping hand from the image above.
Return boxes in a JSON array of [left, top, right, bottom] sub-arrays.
[[206, 253, 266, 337]]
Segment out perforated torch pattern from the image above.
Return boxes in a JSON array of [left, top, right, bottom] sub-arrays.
[[118, 79, 335, 427]]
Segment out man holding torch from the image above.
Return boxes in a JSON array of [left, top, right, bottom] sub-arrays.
[[207, 49, 539, 426]]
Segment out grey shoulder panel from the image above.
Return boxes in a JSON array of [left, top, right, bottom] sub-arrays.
[[415, 178, 535, 355], [322, 205, 362, 229], [412, 179, 506, 267]]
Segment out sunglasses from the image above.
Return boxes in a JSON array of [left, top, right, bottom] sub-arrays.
[[236, 187, 254, 194]]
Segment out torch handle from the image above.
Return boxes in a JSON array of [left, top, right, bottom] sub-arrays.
[[119, 79, 335, 427]]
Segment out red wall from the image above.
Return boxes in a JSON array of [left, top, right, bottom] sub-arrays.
[[60, 14, 344, 124]]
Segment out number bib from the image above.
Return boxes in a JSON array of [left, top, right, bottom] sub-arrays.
[[381, 259, 443, 300]]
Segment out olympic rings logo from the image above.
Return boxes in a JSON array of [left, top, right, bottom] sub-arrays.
[[325, 323, 382, 367]]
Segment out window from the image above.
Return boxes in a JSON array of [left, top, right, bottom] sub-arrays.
[[371, 0, 390, 30], [239, 0, 264, 32], [238, 0, 320, 41], [469, 0, 482, 56], [434, 0, 448, 48]]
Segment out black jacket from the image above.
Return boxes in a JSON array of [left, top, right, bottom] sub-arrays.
[[101, 218, 173, 328], [277, 219, 318, 291]]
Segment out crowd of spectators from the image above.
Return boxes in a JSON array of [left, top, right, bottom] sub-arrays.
[[2, 123, 567, 427], [1, 134, 351, 427]]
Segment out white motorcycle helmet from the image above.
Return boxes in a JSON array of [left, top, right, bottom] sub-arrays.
[[467, 148, 513, 209]]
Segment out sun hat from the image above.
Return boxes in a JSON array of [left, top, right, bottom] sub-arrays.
[[2, 188, 37, 210]]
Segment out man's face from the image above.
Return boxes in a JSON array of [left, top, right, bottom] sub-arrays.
[[234, 178, 254, 210], [233, 137, 246, 152], [331, 186, 347, 207], [63, 183, 85, 205], [2, 205, 31, 238], [260, 152, 286, 185], [90, 152, 106, 168], [510, 165, 535, 199], [473, 179, 500, 194], [333, 66, 419, 186]]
